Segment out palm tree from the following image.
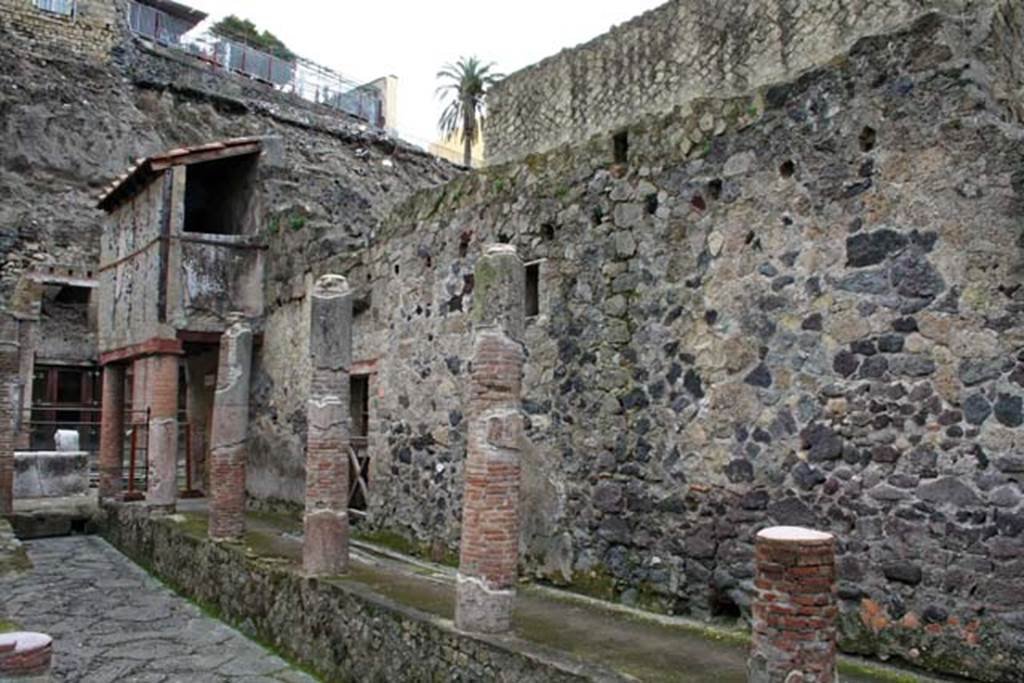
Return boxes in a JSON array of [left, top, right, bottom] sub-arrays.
[[436, 57, 503, 167]]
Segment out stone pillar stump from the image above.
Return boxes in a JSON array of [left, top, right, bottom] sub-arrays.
[[97, 363, 126, 500], [209, 317, 254, 540], [0, 631, 53, 680], [455, 244, 526, 634], [749, 526, 838, 683], [145, 353, 180, 509], [303, 275, 352, 576]]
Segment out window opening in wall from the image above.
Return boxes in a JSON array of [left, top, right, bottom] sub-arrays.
[[525, 261, 541, 318], [29, 365, 100, 451], [349, 375, 371, 513], [613, 130, 629, 164], [183, 153, 259, 235], [42, 284, 90, 331], [34, 0, 75, 17]]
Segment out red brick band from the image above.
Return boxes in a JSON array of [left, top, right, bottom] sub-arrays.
[[0, 632, 53, 678]]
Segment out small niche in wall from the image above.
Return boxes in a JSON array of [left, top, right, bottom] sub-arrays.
[[859, 126, 877, 152], [525, 261, 541, 318], [613, 130, 629, 164]]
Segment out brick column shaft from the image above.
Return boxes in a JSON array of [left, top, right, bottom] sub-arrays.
[[209, 318, 253, 540], [303, 275, 352, 576], [0, 632, 53, 679], [455, 244, 526, 634], [0, 316, 18, 517], [97, 364, 126, 499], [145, 353, 179, 508], [749, 526, 838, 683]]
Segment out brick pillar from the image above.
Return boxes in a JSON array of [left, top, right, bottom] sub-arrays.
[[749, 526, 838, 683], [97, 363, 126, 500], [209, 317, 253, 540], [145, 353, 179, 509], [455, 244, 526, 634], [302, 275, 352, 576], [0, 632, 52, 680], [0, 315, 18, 517]]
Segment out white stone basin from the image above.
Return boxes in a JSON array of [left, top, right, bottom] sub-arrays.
[[13, 451, 89, 499]]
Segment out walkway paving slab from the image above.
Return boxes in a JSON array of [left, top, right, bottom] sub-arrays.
[[0, 535, 316, 682]]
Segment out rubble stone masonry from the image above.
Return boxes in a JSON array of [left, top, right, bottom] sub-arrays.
[[0, 0, 118, 62], [484, 0, 1015, 164], [350, 7, 1024, 680]]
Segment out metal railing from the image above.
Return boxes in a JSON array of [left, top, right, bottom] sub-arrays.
[[126, 0, 383, 125]]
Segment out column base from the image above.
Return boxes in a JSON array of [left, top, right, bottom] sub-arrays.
[[455, 573, 515, 634], [302, 508, 348, 576]]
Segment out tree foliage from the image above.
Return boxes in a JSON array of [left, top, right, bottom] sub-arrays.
[[211, 15, 296, 61], [436, 57, 503, 166]]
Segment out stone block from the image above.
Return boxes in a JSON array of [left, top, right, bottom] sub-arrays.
[[13, 452, 88, 498]]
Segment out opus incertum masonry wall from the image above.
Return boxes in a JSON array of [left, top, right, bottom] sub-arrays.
[[343, 7, 1024, 680]]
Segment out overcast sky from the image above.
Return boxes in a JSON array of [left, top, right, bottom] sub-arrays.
[[183, 1, 665, 147]]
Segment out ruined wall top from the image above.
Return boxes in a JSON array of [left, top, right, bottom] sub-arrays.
[[485, 0, 978, 164]]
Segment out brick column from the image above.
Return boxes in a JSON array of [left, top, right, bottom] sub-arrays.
[[97, 363, 126, 500], [145, 353, 180, 509], [749, 526, 838, 683], [0, 313, 20, 517], [0, 632, 52, 680], [209, 317, 253, 540], [303, 275, 352, 576], [455, 244, 526, 634]]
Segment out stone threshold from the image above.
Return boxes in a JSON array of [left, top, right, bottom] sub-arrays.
[[98, 499, 945, 683]]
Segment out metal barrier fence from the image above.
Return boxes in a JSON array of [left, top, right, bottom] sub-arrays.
[[126, 0, 383, 125]]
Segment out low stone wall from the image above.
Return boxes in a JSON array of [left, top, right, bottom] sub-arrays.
[[13, 452, 88, 498], [100, 503, 610, 682]]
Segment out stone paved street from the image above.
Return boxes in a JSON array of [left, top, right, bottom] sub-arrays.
[[0, 536, 318, 682]]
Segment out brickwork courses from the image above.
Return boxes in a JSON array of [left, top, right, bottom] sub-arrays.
[[303, 275, 353, 576], [144, 352, 180, 509], [97, 363, 125, 500], [456, 245, 527, 633], [209, 317, 254, 540], [750, 527, 838, 682]]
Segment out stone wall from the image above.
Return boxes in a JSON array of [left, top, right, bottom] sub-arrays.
[[484, 0, 1022, 165], [309, 11, 1023, 681], [0, 0, 119, 62], [101, 503, 607, 682]]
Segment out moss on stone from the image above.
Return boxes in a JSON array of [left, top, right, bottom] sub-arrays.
[[0, 551, 32, 575], [0, 619, 19, 633], [354, 528, 422, 558], [562, 567, 619, 602], [172, 512, 210, 540], [354, 528, 459, 569]]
